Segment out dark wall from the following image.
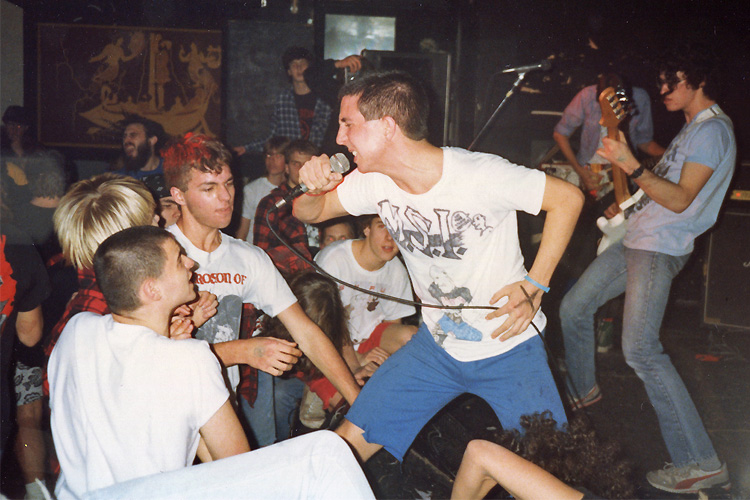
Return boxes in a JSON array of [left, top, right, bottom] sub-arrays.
[[16, 0, 750, 167]]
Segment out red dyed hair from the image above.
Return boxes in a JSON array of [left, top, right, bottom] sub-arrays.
[[162, 133, 232, 191]]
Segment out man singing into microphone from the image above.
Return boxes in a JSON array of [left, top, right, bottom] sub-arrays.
[[162, 133, 360, 447], [294, 71, 583, 465]]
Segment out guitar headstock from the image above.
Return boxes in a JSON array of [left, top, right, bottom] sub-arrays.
[[598, 86, 631, 129]]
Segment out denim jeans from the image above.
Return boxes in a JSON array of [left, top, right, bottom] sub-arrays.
[[561, 242, 719, 468], [82, 431, 374, 500], [240, 371, 305, 447]]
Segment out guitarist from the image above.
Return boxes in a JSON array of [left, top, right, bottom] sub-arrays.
[[553, 72, 665, 198], [560, 43, 736, 494]]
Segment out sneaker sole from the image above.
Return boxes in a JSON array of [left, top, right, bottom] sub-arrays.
[[569, 387, 602, 410], [647, 470, 731, 494]]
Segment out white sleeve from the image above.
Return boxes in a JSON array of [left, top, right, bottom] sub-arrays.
[[242, 247, 298, 317], [184, 341, 231, 429], [336, 169, 382, 216]]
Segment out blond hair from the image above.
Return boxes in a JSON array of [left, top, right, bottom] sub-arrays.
[[54, 173, 156, 270]]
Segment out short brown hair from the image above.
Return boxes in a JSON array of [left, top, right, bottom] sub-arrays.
[[339, 71, 429, 141], [54, 173, 156, 270], [162, 133, 232, 191], [284, 139, 318, 163], [93, 226, 173, 314]]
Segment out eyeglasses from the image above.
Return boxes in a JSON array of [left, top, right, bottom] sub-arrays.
[[265, 153, 284, 159], [656, 76, 686, 91]]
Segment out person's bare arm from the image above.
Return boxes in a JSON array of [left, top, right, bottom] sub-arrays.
[[553, 131, 600, 192], [235, 217, 251, 241], [198, 400, 250, 461], [451, 440, 583, 500], [637, 140, 666, 158], [212, 337, 302, 376], [487, 176, 583, 340], [277, 303, 360, 404], [16, 306, 43, 347], [293, 155, 350, 224], [599, 133, 712, 213]]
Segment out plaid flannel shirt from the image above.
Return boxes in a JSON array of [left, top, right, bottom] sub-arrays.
[[44, 267, 108, 395], [253, 184, 314, 278], [237, 302, 260, 405], [242, 88, 332, 152]]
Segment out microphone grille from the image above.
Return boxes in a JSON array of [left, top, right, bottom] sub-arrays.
[[330, 153, 351, 174]]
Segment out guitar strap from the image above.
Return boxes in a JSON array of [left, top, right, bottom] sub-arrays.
[[621, 104, 722, 220]]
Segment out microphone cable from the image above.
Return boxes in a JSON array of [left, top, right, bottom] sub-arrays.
[[265, 204, 594, 419]]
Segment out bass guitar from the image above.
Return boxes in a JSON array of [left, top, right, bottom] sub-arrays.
[[595, 86, 633, 255]]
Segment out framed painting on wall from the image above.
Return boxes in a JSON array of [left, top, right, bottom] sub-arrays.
[[37, 23, 222, 148]]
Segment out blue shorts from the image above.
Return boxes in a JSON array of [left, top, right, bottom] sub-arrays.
[[346, 324, 566, 461]]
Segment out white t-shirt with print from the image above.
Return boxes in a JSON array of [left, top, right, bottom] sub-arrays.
[[49, 313, 228, 500], [241, 177, 277, 244], [169, 225, 297, 389], [337, 147, 547, 361], [314, 239, 415, 347]]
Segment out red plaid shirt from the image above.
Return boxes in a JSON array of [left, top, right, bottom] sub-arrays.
[[253, 183, 314, 278], [43, 267, 108, 394], [238, 302, 260, 405]]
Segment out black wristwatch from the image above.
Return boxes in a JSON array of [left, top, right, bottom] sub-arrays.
[[630, 163, 645, 178]]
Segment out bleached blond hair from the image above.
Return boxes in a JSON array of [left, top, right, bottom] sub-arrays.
[[54, 173, 156, 270]]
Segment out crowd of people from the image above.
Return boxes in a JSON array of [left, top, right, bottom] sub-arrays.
[[0, 40, 736, 500]]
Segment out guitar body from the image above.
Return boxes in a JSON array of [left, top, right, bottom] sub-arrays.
[[596, 213, 626, 255]]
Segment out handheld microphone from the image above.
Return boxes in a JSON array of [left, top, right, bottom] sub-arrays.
[[274, 153, 350, 209], [501, 59, 552, 74]]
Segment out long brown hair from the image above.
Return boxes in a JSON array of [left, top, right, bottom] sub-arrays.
[[262, 271, 350, 376]]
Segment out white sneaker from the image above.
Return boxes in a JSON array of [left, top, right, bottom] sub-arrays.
[[646, 462, 730, 494]]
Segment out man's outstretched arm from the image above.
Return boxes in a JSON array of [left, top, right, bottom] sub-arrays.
[[277, 302, 361, 405], [487, 175, 583, 340]]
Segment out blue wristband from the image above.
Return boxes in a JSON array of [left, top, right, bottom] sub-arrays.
[[524, 275, 550, 293]]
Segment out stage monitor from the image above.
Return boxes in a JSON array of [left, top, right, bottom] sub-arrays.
[[323, 14, 395, 61]]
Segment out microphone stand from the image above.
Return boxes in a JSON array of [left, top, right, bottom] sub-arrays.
[[468, 71, 530, 152]]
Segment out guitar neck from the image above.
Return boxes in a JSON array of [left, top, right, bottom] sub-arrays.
[[607, 126, 631, 206]]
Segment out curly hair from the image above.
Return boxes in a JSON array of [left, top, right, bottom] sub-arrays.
[[493, 413, 635, 499], [657, 42, 722, 101], [260, 271, 350, 376]]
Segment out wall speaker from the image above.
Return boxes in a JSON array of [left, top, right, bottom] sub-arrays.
[[703, 210, 750, 329]]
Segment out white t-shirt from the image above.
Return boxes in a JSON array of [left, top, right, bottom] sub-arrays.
[[337, 147, 547, 361], [49, 313, 228, 500], [241, 177, 277, 244], [169, 225, 297, 390], [314, 239, 415, 347]]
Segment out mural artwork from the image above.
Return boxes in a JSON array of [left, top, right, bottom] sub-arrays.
[[37, 24, 222, 148]]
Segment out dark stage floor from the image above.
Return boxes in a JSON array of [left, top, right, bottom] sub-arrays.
[[361, 248, 750, 500]]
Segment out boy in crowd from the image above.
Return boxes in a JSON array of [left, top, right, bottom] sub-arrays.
[[235, 136, 290, 244], [318, 216, 356, 250], [254, 139, 321, 277], [162, 133, 360, 447], [49, 226, 373, 500], [309, 215, 417, 411]]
